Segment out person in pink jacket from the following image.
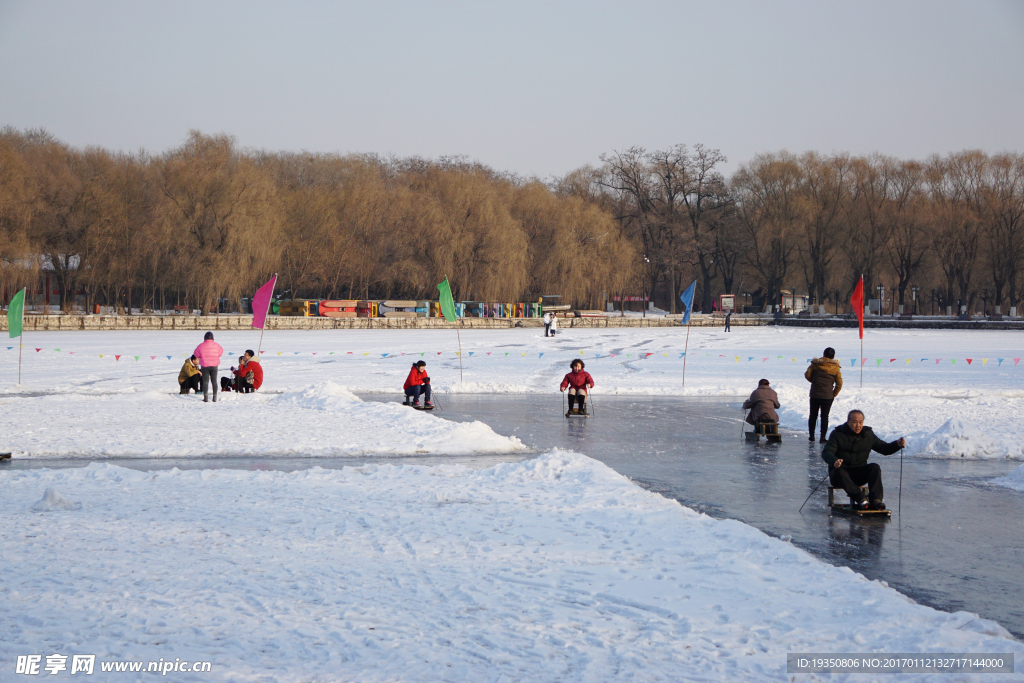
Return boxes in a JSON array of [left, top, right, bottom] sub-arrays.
[[193, 332, 224, 402]]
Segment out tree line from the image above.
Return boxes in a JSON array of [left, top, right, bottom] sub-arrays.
[[571, 146, 1024, 315], [2, 127, 1021, 316], [0, 128, 639, 314]]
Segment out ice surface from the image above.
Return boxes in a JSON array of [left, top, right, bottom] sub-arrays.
[[2, 326, 1021, 459], [2, 452, 1021, 682]]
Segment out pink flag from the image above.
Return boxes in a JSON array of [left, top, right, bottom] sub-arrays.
[[251, 274, 278, 330]]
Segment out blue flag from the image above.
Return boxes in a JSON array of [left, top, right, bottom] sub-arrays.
[[679, 280, 697, 324]]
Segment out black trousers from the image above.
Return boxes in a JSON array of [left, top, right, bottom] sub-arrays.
[[809, 397, 834, 437], [567, 388, 587, 409], [544, 323, 551, 337], [830, 463, 883, 502], [201, 366, 218, 400], [179, 375, 201, 394], [405, 384, 431, 403]]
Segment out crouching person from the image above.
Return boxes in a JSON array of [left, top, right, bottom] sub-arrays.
[[178, 355, 201, 394], [821, 409, 906, 511], [403, 360, 432, 408], [232, 350, 263, 393]]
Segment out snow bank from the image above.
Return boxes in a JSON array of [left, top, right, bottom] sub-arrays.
[[993, 463, 1024, 492], [3, 452, 1020, 682], [0, 380, 523, 458], [29, 487, 81, 511], [915, 418, 1009, 459]]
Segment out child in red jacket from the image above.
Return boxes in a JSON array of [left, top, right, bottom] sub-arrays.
[[560, 358, 594, 415]]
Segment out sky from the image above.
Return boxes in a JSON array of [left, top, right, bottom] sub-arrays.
[[1, 0, 1022, 178]]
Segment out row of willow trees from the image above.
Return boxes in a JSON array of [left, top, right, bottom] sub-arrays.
[[2, 127, 1022, 315], [0, 129, 639, 314]]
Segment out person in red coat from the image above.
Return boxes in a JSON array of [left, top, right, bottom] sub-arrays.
[[560, 358, 594, 414], [403, 360, 432, 408], [231, 350, 264, 393]]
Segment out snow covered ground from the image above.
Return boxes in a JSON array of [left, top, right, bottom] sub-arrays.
[[4, 451, 1021, 682], [2, 326, 1021, 460], [3, 327, 1023, 680]]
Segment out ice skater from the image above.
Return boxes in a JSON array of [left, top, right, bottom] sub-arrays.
[[805, 347, 843, 443], [193, 332, 224, 403], [560, 358, 594, 415], [403, 360, 432, 409], [821, 410, 906, 511]]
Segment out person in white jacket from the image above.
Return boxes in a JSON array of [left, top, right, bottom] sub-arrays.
[[549, 312, 558, 337], [543, 311, 552, 337]]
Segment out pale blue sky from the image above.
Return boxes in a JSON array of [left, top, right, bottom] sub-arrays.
[[1, 0, 1022, 177]]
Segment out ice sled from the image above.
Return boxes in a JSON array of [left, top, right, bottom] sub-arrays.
[[828, 486, 891, 518], [745, 419, 782, 443]]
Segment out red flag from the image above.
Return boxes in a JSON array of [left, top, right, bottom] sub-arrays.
[[850, 275, 864, 339], [251, 274, 278, 330]]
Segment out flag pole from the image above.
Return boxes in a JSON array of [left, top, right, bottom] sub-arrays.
[[860, 336, 863, 388], [681, 321, 691, 388], [18, 332, 22, 385], [445, 274, 463, 382]]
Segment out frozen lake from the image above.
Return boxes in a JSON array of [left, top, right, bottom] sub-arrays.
[[9, 394, 1023, 641]]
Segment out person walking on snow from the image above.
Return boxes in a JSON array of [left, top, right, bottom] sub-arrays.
[[543, 311, 552, 337], [193, 331, 224, 403], [724, 311, 731, 332], [560, 358, 594, 415], [805, 347, 843, 443], [548, 312, 558, 336], [403, 360, 432, 408], [821, 409, 905, 511], [742, 379, 780, 426]]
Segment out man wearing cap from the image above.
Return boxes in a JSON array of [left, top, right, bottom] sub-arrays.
[[742, 379, 780, 426]]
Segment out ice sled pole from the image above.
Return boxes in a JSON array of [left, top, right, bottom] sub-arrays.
[[898, 447, 904, 517], [799, 469, 832, 513]]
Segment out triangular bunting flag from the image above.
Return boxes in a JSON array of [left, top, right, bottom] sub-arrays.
[[382, 353, 389, 357], [966, 359, 972, 365], [134, 356, 140, 361], [889, 358, 895, 363], [645, 352, 653, 358], [539, 353, 544, 358], [875, 358, 882, 366], [150, 356, 156, 360], [951, 359, 957, 365], [936, 359, 941, 364], [487, 352, 492, 355], [469, 352, 474, 356], [998, 358, 1004, 366], [1015, 358, 1021, 366], [115, 355, 121, 360], [748, 357, 754, 362], [167, 355, 172, 360], [35, 348, 41, 352], [99, 354, 104, 358], [762, 357, 768, 362], [54, 348, 60, 352], [734, 356, 740, 363], [982, 359, 988, 365], [905, 359, 911, 365]]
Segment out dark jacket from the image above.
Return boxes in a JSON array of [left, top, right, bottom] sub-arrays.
[[821, 423, 901, 468], [805, 357, 843, 399], [742, 386, 779, 425]]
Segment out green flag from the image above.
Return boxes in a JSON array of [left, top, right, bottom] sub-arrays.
[[436, 278, 457, 322], [7, 288, 25, 338]]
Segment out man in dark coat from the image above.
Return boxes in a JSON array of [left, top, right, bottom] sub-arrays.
[[821, 410, 906, 510]]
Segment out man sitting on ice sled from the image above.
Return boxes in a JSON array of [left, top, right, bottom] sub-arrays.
[[821, 410, 906, 511], [742, 379, 780, 429], [560, 358, 594, 415], [403, 360, 432, 408]]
